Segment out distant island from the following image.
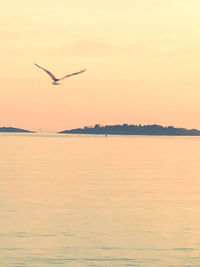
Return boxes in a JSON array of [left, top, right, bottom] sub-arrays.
[[58, 124, 200, 136], [0, 127, 34, 133]]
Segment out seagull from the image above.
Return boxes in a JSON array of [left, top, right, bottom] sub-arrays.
[[34, 63, 86, 85]]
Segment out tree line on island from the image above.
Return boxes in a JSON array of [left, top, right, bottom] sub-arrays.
[[1, 124, 200, 135], [58, 124, 200, 136]]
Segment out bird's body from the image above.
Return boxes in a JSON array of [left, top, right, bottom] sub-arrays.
[[34, 63, 86, 85], [52, 80, 61, 85]]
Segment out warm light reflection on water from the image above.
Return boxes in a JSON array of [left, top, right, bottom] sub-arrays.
[[1, 133, 200, 266]]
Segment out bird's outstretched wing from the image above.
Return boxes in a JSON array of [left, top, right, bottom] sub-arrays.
[[60, 69, 86, 80], [34, 63, 57, 81]]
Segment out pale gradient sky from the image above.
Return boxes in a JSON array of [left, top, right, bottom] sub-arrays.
[[1, 0, 200, 131]]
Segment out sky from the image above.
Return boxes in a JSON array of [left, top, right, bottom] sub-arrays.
[[1, 0, 200, 132]]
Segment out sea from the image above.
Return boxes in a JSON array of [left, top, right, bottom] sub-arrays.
[[0, 133, 200, 266]]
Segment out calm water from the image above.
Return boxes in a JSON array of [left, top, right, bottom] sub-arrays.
[[1, 133, 200, 266]]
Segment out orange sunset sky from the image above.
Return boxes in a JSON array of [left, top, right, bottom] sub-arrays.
[[1, 0, 200, 132]]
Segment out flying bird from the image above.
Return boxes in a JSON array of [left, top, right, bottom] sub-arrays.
[[34, 63, 86, 85]]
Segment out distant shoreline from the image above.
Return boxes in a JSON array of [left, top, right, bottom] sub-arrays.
[[58, 124, 200, 136], [0, 127, 34, 133], [1, 124, 200, 136]]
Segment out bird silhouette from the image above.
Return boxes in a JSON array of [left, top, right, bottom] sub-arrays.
[[34, 63, 86, 85]]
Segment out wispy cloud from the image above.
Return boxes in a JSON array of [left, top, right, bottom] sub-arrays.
[[51, 34, 196, 59]]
